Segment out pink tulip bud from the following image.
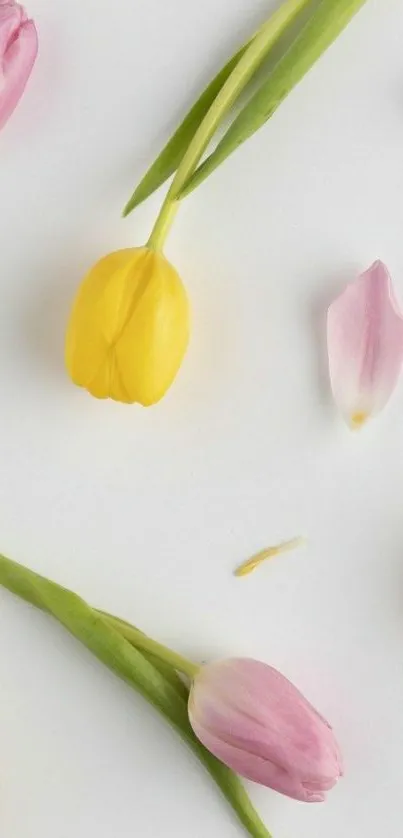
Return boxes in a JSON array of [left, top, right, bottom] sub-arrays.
[[0, 0, 38, 131], [188, 658, 342, 803]]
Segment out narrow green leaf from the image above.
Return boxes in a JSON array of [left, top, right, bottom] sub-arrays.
[[124, 0, 310, 219], [97, 609, 189, 701], [165, 0, 310, 205], [122, 47, 246, 217], [0, 554, 272, 838], [0, 553, 189, 723], [179, 0, 368, 197]]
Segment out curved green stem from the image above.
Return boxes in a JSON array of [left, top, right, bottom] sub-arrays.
[[0, 552, 273, 837], [98, 610, 199, 679], [0, 553, 272, 837], [146, 0, 310, 250]]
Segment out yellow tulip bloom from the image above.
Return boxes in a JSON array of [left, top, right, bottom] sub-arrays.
[[65, 247, 190, 405]]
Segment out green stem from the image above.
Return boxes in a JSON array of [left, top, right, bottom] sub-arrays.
[[147, 201, 179, 252], [146, 0, 310, 250], [0, 552, 272, 837], [98, 610, 199, 679], [97, 610, 190, 699], [95, 614, 272, 836], [181, 0, 368, 197], [93, 614, 272, 837]]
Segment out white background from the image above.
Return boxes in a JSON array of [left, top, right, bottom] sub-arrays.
[[0, 0, 402, 835]]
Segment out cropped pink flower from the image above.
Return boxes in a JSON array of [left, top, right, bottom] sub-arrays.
[[189, 658, 342, 803], [0, 0, 38, 131]]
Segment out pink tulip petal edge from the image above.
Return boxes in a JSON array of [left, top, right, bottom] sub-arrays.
[[188, 658, 342, 803], [327, 260, 403, 429], [0, 0, 38, 131]]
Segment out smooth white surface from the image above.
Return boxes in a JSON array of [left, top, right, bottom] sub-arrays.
[[0, 0, 402, 835]]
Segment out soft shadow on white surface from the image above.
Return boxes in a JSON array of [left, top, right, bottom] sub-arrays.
[[21, 254, 81, 381]]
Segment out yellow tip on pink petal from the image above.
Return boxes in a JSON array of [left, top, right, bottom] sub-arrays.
[[350, 411, 369, 429], [234, 537, 305, 578], [328, 262, 403, 429]]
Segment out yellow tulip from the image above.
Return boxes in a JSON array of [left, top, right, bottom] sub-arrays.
[[65, 247, 190, 405]]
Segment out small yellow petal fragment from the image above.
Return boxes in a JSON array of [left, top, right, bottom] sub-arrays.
[[235, 537, 305, 578], [351, 411, 369, 430]]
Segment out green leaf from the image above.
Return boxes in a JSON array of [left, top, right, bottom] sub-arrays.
[[179, 0, 368, 197], [122, 46, 247, 217], [124, 0, 311, 219], [97, 609, 189, 701], [0, 553, 188, 723], [0, 553, 272, 838]]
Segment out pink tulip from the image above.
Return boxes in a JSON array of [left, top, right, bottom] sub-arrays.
[[188, 658, 342, 803], [0, 0, 38, 131], [327, 261, 403, 429]]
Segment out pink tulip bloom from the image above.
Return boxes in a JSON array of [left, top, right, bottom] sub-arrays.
[[0, 0, 38, 131], [327, 261, 403, 429], [188, 658, 342, 803]]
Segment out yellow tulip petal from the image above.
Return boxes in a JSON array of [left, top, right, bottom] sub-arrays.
[[235, 537, 305, 578], [65, 247, 190, 406]]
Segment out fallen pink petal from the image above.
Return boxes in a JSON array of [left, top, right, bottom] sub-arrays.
[[188, 658, 343, 803], [327, 261, 403, 428], [0, 0, 38, 131]]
